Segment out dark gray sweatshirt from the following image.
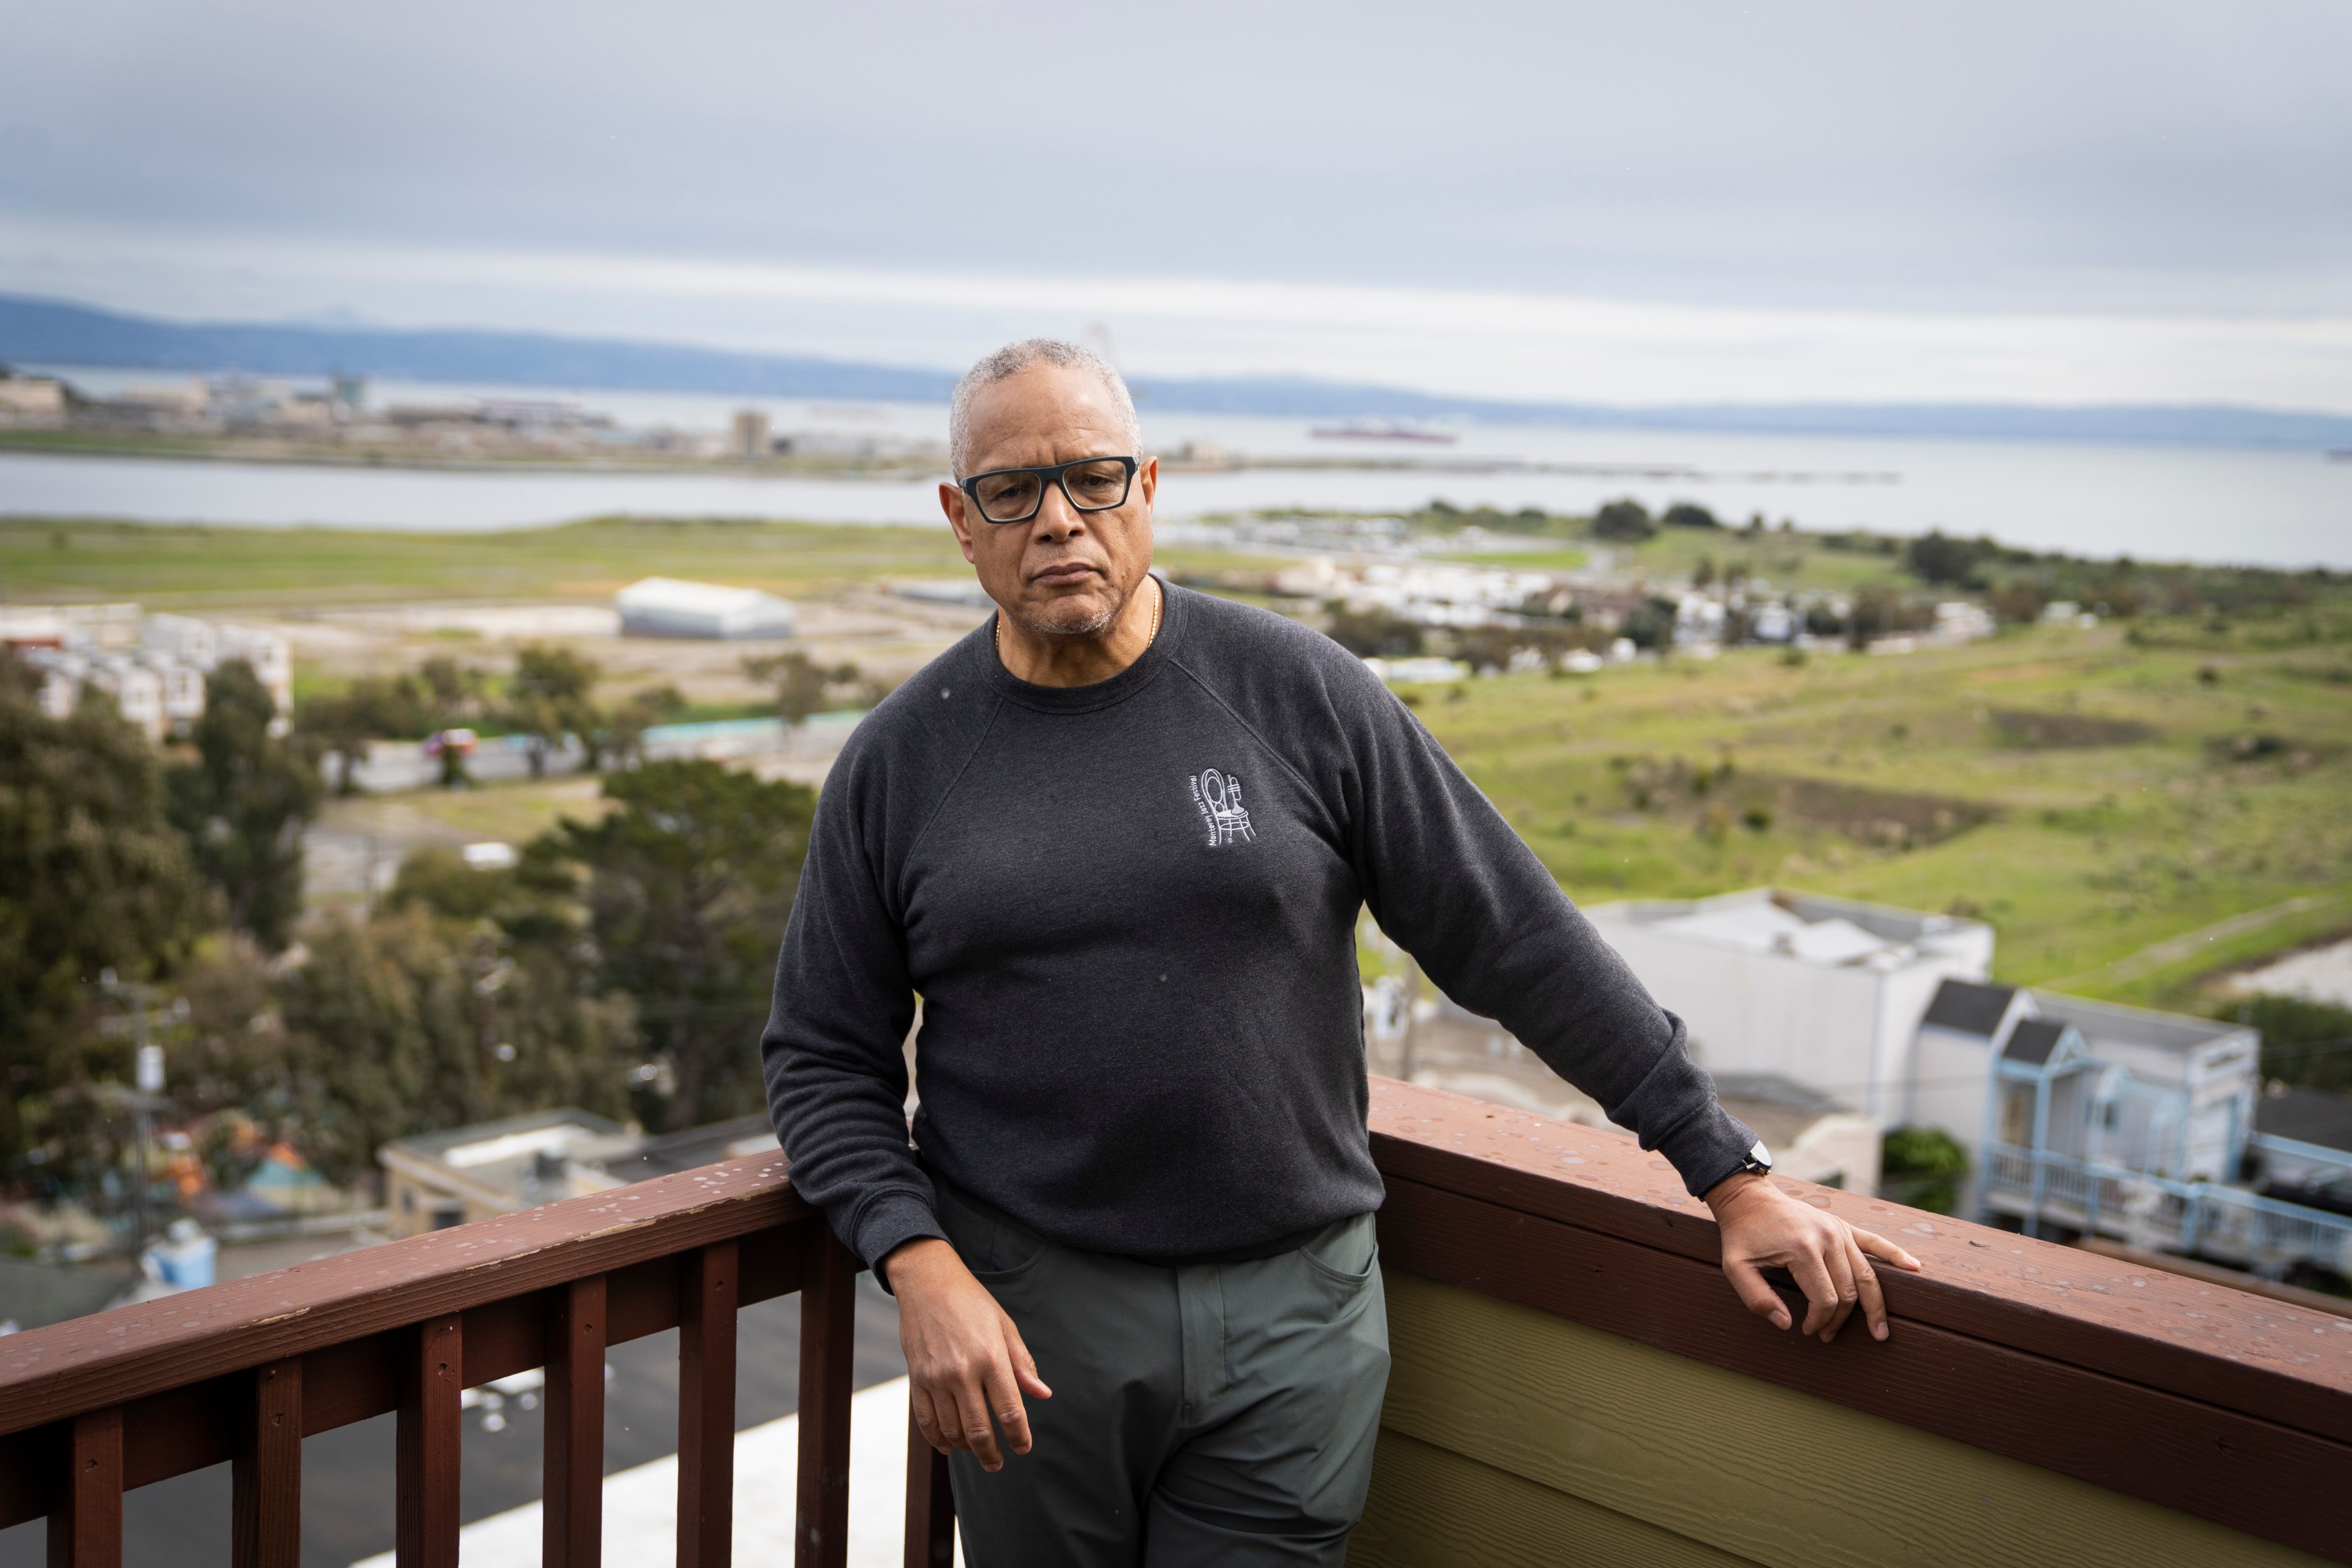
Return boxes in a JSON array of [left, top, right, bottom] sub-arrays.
[[762, 585, 1754, 1273]]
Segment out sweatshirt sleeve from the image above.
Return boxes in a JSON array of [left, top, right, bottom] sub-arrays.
[[1338, 669, 1757, 1197], [761, 756, 944, 1281]]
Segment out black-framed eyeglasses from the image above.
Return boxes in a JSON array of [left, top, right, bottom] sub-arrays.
[[958, 455, 1139, 524]]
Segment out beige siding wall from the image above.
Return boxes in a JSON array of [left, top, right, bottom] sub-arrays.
[[1352, 1271, 2323, 1568]]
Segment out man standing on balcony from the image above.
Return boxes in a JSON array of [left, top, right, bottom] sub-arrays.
[[764, 339, 1920, 1567]]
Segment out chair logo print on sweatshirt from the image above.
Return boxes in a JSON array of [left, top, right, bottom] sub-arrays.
[[1189, 767, 1256, 846]]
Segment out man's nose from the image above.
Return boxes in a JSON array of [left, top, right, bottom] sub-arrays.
[[1030, 482, 1085, 541]]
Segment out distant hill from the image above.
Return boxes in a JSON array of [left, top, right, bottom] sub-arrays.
[[7, 292, 2350, 449], [0, 293, 956, 403]]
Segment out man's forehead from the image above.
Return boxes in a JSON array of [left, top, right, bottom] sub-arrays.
[[965, 364, 1125, 460]]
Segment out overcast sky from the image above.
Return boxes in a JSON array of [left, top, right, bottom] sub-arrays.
[[4, 1, 2349, 407]]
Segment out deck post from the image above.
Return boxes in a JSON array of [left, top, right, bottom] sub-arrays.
[[543, 1275, 608, 1568], [796, 1224, 857, 1568], [395, 1314, 463, 1568], [677, 1242, 739, 1568], [903, 1403, 955, 1568], [47, 1406, 123, 1568], [232, 1358, 303, 1568]]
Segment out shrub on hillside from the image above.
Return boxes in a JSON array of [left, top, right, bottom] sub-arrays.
[[1591, 499, 1656, 542]]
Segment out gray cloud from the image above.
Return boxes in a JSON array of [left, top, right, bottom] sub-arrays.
[[3, 0, 2348, 317]]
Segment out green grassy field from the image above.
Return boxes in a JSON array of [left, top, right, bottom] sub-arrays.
[[0, 515, 1292, 609], [9, 512, 2346, 1008], [1409, 624, 2352, 1008]]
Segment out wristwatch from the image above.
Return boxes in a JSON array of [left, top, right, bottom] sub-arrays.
[[1736, 1140, 1774, 1176]]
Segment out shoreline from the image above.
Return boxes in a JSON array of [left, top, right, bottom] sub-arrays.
[[0, 434, 1904, 487]]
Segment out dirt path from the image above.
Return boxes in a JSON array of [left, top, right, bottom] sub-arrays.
[[2039, 892, 2348, 992]]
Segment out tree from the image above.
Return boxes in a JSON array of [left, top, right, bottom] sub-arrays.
[[545, 761, 813, 1129], [165, 661, 321, 951], [243, 851, 638, 1184], [744, 652, 860, 728], [1590, 499, 1656, 542], [1619, 598, 1678, 650], [509, 644, 601, 778], [418, 657, 491, 725], [2222, 994, 2352, 1096], [1844, 586, 1924, 649], [0, 662, 213, 1172], [1905, 530, 1981, 587], [1662, 502, 1721, 530], [1987, 581, 2046, 625], [298, 673, 430, 794], [1322, 603, 1425, 659], [594, 684, 688, 769]]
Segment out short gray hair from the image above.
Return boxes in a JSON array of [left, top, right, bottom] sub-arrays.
[[948, 337, 1141, 479]]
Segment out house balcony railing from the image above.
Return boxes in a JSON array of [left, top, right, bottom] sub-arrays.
[[4, 1079, 2347, 1567], [1983, 1140, 2352, 1275]]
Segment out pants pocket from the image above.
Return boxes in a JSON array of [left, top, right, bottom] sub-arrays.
[[935, 1181, 1051, 1283], [1296, 1213, 1378, 1295]]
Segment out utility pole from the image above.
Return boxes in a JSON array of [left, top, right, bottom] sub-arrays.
[[99, 969, 184, 1262]]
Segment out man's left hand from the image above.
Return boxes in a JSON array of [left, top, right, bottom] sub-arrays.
[[1703, 1171, 1922, 1343]]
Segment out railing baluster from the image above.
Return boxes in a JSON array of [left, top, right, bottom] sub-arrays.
[[903, 1404, 954, 1568], [796, 1226, 856, 1568], [47, 1406, 122, 1568], [232, 1358, 303, 1568], [677, 1242, 739, 1568], [542, 1275, 607, 1568], [395, 1314, 463, 1568]]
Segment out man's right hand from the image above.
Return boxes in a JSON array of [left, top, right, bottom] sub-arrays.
[[885, 1237, 1052, 1471]]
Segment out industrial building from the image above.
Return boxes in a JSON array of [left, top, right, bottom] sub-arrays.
[[614, 576, 797, 639]]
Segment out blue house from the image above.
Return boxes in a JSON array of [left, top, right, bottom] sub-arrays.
[[1912, 978, 2352, 1278]]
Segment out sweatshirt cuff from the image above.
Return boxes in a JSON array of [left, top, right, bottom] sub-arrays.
[[846, 1191, 948, 1292], [1651, 1098, 1763, 1200]]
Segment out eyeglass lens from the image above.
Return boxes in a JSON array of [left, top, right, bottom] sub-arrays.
[[972, 459, 1132, 522]]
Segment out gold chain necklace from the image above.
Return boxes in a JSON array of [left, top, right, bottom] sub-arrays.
[[997, 578, 1161, 660]]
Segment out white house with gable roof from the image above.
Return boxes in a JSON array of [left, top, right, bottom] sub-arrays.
[[1585, 887, 1994, 1123]]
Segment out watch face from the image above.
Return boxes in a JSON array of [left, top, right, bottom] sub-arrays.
[[1747, 1140, 1774, 1171]]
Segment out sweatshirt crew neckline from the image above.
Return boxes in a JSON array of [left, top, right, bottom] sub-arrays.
[[979, 576, 1185, 714]]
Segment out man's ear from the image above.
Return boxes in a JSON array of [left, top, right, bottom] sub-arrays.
[[939, 482, 979, 565]]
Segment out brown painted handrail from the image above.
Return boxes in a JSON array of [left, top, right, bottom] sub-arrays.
[[1365, 1076, 2352, 1564], [0, 1152, 851, 1567], [6, 1080, 2350, 1563], [0, 1152, 809, 1441]]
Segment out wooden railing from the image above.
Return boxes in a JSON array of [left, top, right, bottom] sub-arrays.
[[6, 1078, 2349, 1567], [1360, 1077, 2352, 1567], [0, 1150, 956, 1568]]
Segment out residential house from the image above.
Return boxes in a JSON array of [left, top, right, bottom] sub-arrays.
[[1585, 888, 1995, 1124]]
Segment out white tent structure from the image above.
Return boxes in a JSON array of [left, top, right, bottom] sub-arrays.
[[616, 578, 797, 639]]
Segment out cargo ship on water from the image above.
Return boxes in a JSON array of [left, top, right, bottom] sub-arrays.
[[1308, 418, 1459, 445]]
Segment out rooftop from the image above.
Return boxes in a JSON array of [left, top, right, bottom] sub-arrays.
[[1918, 976, 2255, 1060], [2259, 1084, 2352, 1155], [385, 1106, 635, 1171], [2005, 1017, 2071, 1066], [1593, 886, 1991, 973], [2034, 990, 2253, 1058], [1920, 978, 2019, 1036]]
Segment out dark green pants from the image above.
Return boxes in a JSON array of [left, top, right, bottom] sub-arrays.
[[934, 1181, 1390, 1568]]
